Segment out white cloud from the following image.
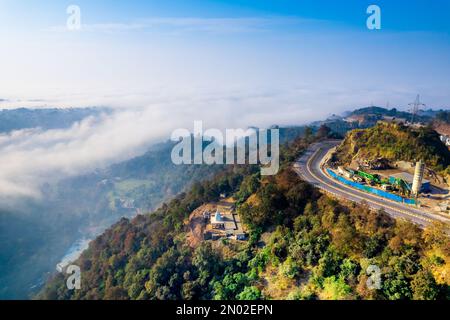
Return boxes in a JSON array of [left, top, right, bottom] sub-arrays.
[[0, 85, 330, 198], [46, 16, 315, 34], [1, 82, 436, 199]]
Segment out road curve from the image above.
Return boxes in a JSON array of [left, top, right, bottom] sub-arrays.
[[294, 140, 450, 227]]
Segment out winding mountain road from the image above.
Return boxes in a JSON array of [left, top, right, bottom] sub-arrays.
[[294, 140, 450, 227]]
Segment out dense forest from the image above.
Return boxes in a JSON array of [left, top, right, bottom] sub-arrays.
[[39, 131, 450, 300]]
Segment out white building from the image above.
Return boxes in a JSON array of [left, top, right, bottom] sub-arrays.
[[440, 135, 450, 146]]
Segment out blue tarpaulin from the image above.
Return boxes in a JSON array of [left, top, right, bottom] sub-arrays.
[[327, 169, 416, 205]]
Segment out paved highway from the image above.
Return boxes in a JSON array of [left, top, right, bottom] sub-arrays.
[[294, 140, 450, 227]]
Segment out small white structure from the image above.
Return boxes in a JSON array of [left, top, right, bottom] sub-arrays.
[[440, 135, 450, 146]]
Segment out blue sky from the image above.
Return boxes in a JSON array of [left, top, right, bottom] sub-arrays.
[[3, 0, 450, 32], [0, 1, 449, 117]]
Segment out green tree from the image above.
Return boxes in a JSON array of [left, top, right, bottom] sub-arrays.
[[321, 276, 352, 300], [382, 273, 412, 300], [213, 273, 249, 300], [237, 286, 261, 300], [411, 270, 439, 300], [317, 249, 342, 278]]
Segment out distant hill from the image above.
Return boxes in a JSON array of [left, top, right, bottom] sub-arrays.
[[346, 106, 433, 126], [434, 110, 450, 124], [309, 106, 427, 139], [0, 107, 109, 133], [351, 106, 411, 118], [333, 122, 450, 173]]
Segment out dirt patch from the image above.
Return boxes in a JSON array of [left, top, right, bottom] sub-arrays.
[[434, 121, 450, 137], [186, 203, 216, 248]]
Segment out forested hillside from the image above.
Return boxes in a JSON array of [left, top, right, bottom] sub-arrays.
[[39, 134, 450, 300], [0, 106, 309, 299], [334, 122, 450, 173]]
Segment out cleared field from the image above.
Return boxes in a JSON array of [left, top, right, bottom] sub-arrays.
[[114, 179, 156, 194]]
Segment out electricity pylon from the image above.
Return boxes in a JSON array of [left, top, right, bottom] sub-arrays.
[[408, 95, 425, 124]]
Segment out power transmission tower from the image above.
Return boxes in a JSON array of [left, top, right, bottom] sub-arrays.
[[408, 95, 425, 124]]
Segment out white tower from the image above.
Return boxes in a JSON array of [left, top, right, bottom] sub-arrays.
[[412, 160, 425, 197]]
